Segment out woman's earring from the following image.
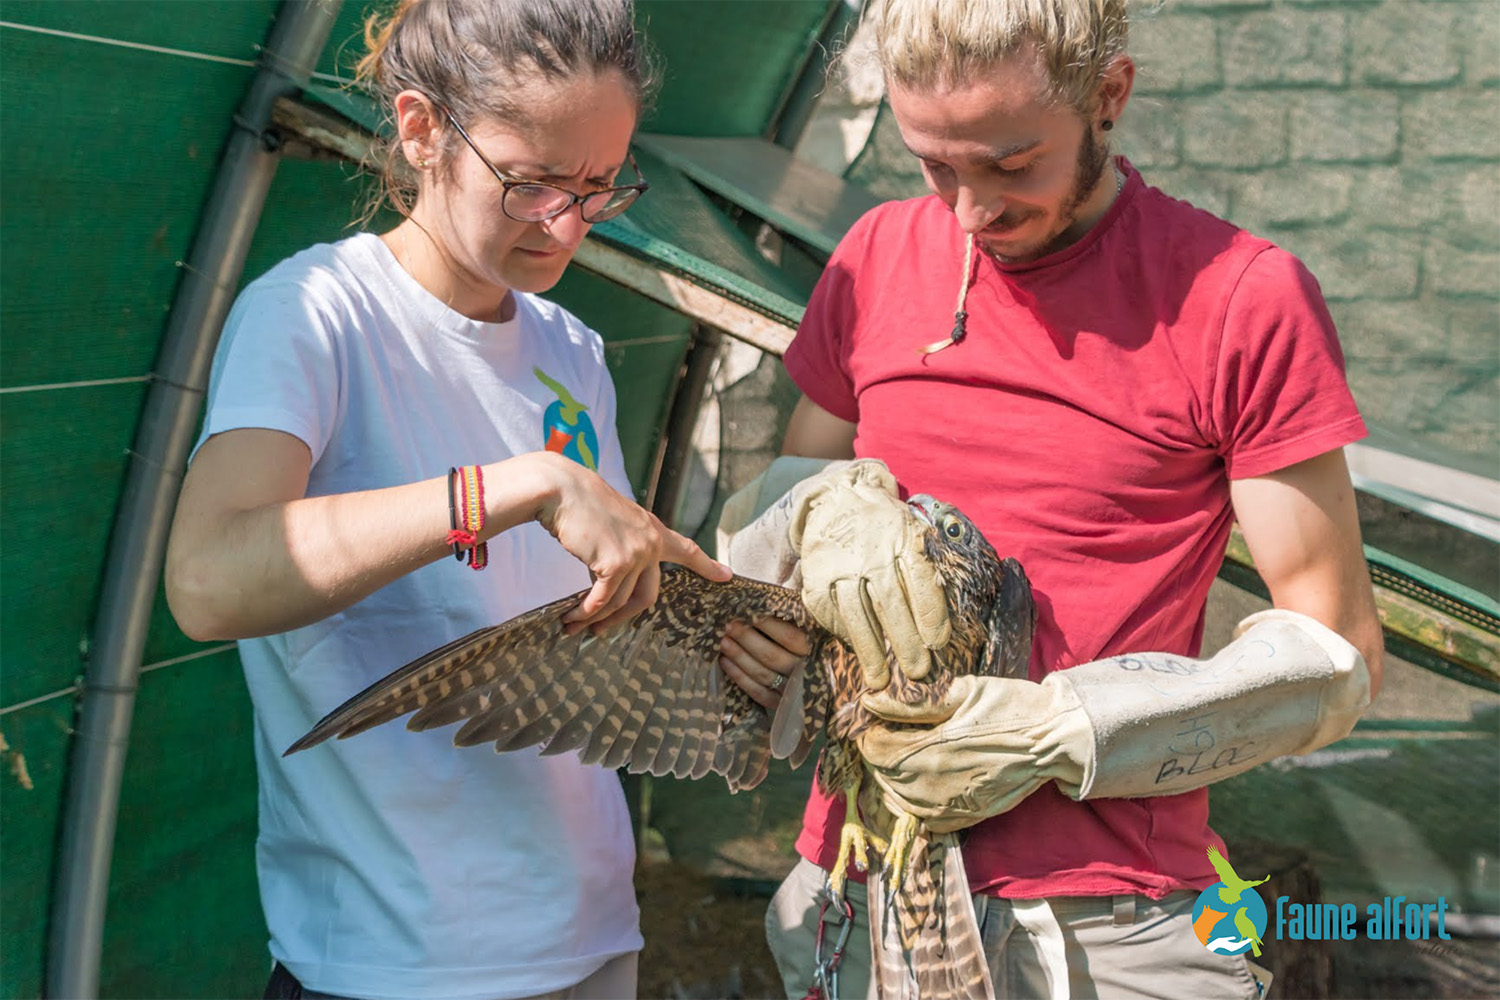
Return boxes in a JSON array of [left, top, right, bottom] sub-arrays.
[[417, 156, 429, 168], [1101, 119, 1114, 132]]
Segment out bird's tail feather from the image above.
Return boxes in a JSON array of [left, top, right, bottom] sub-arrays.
[[867, 829, 995, 1000]]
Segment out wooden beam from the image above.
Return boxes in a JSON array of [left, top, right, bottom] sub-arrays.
[[265, 96, 798, 357], [271, 95, 373, 163], [571, 239, 796, 356]]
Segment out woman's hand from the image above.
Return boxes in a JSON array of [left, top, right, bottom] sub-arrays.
[[718, 617, 813, 710], [527, 453, 730, 633]]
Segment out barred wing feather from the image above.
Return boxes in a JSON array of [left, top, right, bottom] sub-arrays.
[[286, 568, 827, 793]]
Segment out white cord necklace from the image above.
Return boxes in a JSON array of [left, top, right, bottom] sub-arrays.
[[920, 163, 1125, 356]]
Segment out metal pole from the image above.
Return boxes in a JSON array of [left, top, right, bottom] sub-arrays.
[[649, 324, 725, 528], [46, 3, 342, 995]]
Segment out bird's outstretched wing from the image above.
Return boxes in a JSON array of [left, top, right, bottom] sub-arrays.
[[286, 567, 830, 792]]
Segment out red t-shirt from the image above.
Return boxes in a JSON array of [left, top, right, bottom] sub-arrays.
[[783, 158, 1366, 900]]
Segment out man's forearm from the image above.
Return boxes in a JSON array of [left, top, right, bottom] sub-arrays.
[[859, 608, 1372, 832]]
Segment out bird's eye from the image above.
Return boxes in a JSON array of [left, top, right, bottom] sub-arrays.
[[942, 516, 963, 539]]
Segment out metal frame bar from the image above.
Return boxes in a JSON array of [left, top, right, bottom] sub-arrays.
[[47, 3, 343, 995]]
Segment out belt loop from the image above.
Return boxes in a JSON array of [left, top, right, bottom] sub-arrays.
[[1111, 894, 1136, 927]]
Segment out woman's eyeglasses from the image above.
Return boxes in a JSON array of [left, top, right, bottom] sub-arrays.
[[441, 108, 648, 224]]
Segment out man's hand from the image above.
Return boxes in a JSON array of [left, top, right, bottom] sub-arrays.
[[719, 616, 813, 711], [791, 461, 951, 688]]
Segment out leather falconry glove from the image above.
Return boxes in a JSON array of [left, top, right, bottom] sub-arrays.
[[860, 609, 1371, 834], [715, 456, 951, 689], [716, 455, 843, 590]]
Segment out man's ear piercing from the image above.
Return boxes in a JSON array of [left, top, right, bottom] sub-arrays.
[[1101, 120, 1114, 132]]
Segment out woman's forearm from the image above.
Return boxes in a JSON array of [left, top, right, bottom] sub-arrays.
[[167, 452, 569, 641]]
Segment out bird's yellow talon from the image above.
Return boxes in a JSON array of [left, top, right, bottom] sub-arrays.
[[830, 782, 884, 897], [881, 813, 921, 893]]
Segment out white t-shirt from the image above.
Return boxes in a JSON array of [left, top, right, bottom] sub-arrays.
[[196, 232, 642, 999]]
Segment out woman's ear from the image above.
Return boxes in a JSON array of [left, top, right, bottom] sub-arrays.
[[393, 89, 442, 170]]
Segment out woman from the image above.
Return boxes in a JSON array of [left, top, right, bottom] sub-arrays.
[[164, 2, 728, 997]]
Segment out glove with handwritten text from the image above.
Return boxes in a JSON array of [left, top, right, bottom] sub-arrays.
[[860, 609, 1371, 833]]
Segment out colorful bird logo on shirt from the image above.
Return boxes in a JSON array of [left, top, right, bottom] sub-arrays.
[[534, 367, 598, 471]]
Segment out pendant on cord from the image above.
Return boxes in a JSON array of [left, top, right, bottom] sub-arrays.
[[920, 310, 967, 355], [919, 231, 976, 355]]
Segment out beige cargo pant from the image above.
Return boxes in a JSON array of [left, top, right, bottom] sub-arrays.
[[766, 858, 1272, 1000]]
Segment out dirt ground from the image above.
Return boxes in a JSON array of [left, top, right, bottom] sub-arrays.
[[637, 861, 785, 1000]]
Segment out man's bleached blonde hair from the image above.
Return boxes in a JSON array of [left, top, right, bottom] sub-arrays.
[[868, 0, 1130, 113]]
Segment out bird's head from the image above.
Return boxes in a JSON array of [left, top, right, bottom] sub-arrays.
[[905, 494, 1005, 602], [906, 494, 1035, 679]]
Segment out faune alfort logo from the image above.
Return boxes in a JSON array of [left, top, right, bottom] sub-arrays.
[[1192, 847, 1270, 956], [1276, 894, 1453, 942], [1193, 847, 1453, 951]]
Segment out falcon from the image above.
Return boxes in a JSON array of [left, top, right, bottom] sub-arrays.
[[287, 494, 1036, 1000]]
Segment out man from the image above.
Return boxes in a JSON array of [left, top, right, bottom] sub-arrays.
[[722, 1, 1384, 996]]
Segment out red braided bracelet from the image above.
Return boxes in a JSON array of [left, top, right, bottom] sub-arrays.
[[444, 465, 488, 570]]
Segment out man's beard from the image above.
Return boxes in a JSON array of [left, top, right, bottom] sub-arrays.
[[984, 128, 1113, 264]]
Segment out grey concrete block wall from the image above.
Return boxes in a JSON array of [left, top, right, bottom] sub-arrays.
[[1113, 0, 1500, 463], [793, 0, 1498, 469], [700, 0, 1497, 546]]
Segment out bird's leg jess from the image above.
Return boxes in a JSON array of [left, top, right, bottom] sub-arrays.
[[827, 779, 889, 905]]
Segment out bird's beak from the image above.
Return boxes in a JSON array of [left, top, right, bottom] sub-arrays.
[[907, 494, 939, 527]]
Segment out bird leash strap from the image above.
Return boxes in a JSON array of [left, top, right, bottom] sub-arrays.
[[805, 889, 856, 1000]]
